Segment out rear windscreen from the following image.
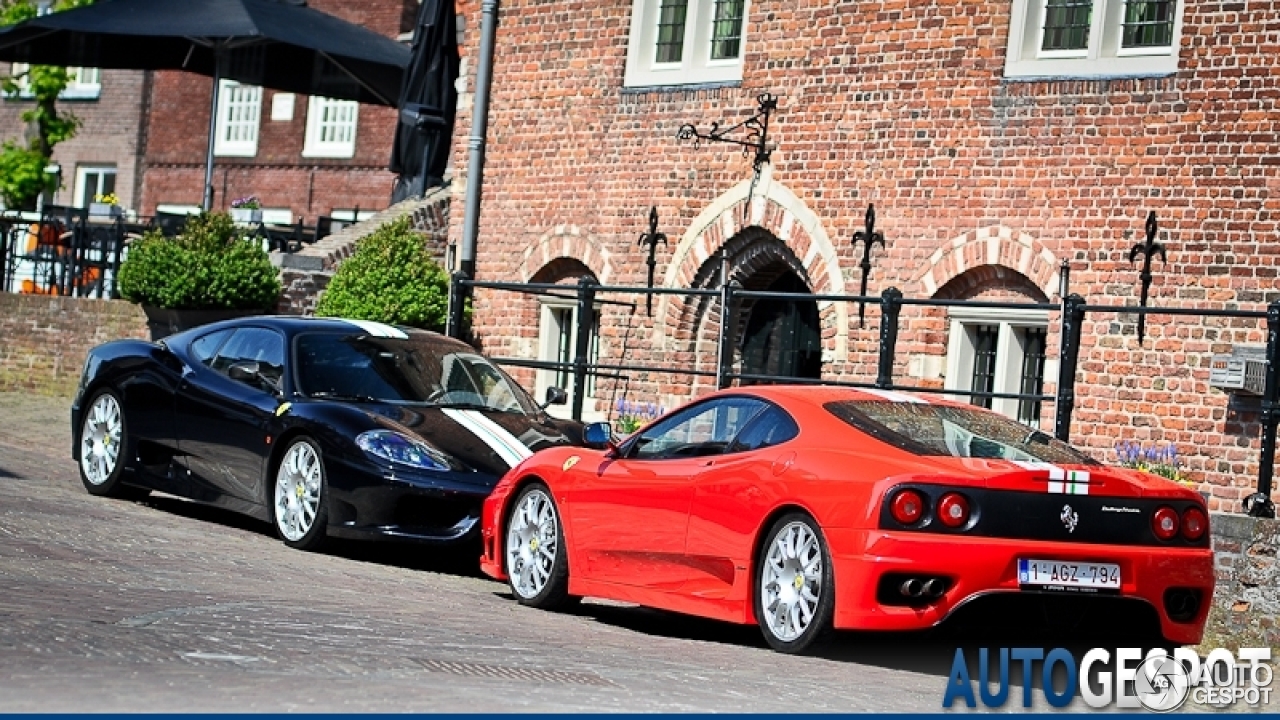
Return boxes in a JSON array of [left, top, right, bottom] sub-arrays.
[[824, 400, 1099, 465]]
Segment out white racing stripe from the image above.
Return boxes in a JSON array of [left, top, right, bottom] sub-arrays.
[[860, 388, 926, 403], [341, 319, 409, 339], [1012, 460, 1091, 495], [441, 408, 533, 468]]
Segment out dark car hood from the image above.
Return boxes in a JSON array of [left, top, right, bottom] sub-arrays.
[[365, 404, 576, 476]]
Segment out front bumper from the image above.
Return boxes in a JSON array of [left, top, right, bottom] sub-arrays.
[[323, 454, 494, 545], [826, 529, 1214, 644]]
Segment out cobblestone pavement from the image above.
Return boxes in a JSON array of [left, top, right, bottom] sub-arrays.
[[0, 392, 1169, 713]]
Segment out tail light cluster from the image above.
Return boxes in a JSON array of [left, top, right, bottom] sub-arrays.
[[1152, 505, 1207, 542], [888, 488, 974, 530]]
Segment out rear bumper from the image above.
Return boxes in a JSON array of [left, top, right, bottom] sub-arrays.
[[826, 530, 1214, 644]]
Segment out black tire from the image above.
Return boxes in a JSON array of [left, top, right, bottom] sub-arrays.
[[271, 437, 329, 551], [505, 483, 572, 609], [754, 512, 836, 654], [77, 389, 147, 500]]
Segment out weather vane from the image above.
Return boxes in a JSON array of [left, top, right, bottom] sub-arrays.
[[851, 204, 886, 328], [638, 206, 667, 316], [1129, 211, 1166, 344]]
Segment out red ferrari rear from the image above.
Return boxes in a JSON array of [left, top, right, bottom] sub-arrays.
[[480, 386, 1213, 653]]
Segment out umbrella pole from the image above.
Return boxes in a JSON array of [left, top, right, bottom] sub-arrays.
[[203, 53, 222, 212]]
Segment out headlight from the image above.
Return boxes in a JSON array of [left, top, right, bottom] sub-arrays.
[[356, 430, 450, 471]]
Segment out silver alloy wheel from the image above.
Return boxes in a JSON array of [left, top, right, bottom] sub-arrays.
[[80, 393, 123, 486], [506, 488, 559, 599], [760, 520, 823, 642], [274, 442, 322, 542]]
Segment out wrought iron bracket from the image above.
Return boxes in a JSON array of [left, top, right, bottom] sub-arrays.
[[1129, 211, 1167, 345], [638, 206, 667, 317], [678, 93, 778, 220], [851, 204, 885, 328]]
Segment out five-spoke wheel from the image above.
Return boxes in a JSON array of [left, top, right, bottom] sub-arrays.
[[273, 438, 329, 551], [755, 513, 834, 653], [505, 483, 571, 608], [78, 389, 145, 499]]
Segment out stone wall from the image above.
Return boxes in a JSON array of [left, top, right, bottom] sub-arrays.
[[0, 294, 149, 398], [1201, 512, 1280, 652]]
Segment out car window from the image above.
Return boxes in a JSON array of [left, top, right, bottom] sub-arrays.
[[189, 328, 233, 366], [211, 328, 285, 389], [629, 397, 767, 460], [824, 400, 1099, 465], [730, 404, 799, 452]]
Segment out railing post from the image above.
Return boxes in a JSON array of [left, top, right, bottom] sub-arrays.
[[716, 281, 737, 389], [445, 271, 468, 340], [1246, 300, 1280, 518], [570, 276, 598, 422], [1054, 293, 1086, 442], [875, 287, 902, 389]]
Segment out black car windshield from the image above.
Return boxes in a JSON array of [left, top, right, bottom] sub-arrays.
[[295, 332, 539, 414], [825, 400, 1099, 465]]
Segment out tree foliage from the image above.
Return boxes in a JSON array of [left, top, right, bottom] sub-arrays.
[[0, 0, 93, 210], [315, 217, 451, 331], [117, 213, 282, 310]]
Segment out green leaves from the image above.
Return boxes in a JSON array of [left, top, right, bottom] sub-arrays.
[[117, 213, 282, 310], [0, 142, 55, 209], [315, 216, 450, 331]]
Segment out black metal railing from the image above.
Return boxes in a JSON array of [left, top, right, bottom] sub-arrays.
[[449, 274, 1278, 519]]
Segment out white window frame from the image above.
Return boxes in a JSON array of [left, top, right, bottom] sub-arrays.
[[302, 96, 359, 158], [1004, 0, 1184, 80], [213, 80, 262, 157], [943, 307, 1056, 427], [74, 165, 117, 208], [624, 0, 750, 87], [536, 298, 601, 420], [5, 63, 100, 99], [155, 204, 202, 216]]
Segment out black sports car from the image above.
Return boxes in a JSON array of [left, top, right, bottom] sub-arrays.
[[71, 316, 581, 551]]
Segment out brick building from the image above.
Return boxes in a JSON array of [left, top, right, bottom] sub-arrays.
[[448, 0, 1280, 512], [137, 0, 418, 224], [0, 66, 148, 212]]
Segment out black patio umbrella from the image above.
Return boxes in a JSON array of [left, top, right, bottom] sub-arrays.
[[0, 0, 411, 210], [389, 0, 458, 203]]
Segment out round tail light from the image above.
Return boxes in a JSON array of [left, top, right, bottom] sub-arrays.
[[1181, 507, 1207, 541], [890, 489, 926, 525], [1152, 506, 1179, 541], [937, 492, 970, 528]]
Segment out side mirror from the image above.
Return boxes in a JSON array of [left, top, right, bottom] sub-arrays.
[[582, 422, 615, 451], [542, 386, 568, 408], [227, 360, 261, 383]]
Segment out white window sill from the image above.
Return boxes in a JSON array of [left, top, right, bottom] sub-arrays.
[[213, 147, 258, 158], [1004, 54, 1179, 81], [301, 147, 356, 159]]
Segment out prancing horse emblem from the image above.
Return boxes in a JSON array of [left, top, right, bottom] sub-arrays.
[[1060, 504, 1079, 534]]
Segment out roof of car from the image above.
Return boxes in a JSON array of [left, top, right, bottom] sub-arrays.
[[716, 384, 949, 407], [169, 315, 468, 347]]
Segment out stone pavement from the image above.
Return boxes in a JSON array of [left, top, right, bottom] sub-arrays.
[[0, 392, 1252, 713]]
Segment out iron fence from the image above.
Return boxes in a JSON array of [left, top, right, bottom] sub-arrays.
[[448, 274, 1278, 518]]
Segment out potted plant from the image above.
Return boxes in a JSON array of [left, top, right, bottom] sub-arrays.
[[229, 195, 263, 224], [117, 212, 282, 339], [88, 192, 123, 219]]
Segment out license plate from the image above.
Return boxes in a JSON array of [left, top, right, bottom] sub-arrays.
[[1018, 558, 1120, 594]]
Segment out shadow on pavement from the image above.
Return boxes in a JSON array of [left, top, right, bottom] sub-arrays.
[[0, 465, 17, 479]]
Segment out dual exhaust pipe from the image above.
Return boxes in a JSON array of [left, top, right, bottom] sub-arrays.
[[899, 577, 947, 599]]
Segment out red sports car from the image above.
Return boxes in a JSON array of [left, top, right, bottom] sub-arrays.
[[479, 386, 1213, 653]]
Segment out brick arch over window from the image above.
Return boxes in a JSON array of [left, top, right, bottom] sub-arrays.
[[654, 172, 848, 359], [914, 226, 1061, 301], [516, 225, 614, 284]]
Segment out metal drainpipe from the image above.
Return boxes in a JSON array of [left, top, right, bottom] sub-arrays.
[[458, 0, 499, 284]]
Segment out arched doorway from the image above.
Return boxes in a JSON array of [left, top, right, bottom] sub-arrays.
[[739, 269, 821, 382]]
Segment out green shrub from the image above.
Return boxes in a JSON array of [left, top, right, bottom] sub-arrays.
[[117, 212, 281, 310], [315, 216, 450, 331]]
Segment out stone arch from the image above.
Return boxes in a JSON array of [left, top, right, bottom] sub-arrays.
[[655, 170, 848, 360], [914, 226, 1061, 301], [516, 224, 614, 284]]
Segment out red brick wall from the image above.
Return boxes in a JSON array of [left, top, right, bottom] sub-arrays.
[[138, 0, 415, 220], [450, 0, 1280, 511], [0, 68, 148, 211]]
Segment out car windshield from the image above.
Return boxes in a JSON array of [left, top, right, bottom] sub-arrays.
[[294, 332, 539, 415], [825, 400, 1099, 465]]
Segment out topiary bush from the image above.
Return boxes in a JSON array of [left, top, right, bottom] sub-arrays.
[[315, 216, 450, 331], [117, 212, 281, 310]]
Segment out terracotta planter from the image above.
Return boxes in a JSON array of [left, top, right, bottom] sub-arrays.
[[142, 305, 266, 341]]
